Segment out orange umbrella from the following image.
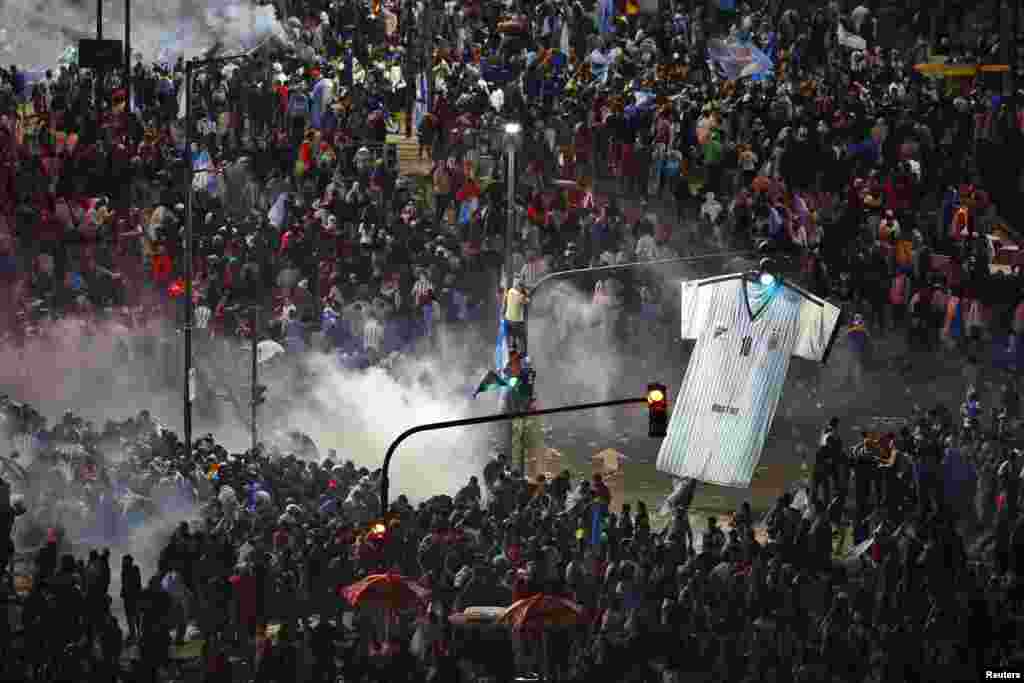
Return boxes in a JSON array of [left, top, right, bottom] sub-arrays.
[[338, 573, 431, 610], [497, 594, 587, 632]]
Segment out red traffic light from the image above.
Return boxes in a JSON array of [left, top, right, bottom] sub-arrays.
[[648, 383, 668, 438]]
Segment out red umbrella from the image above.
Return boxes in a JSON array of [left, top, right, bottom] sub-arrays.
[[496, 594, 586, 633], [338, 573, 431, 610]]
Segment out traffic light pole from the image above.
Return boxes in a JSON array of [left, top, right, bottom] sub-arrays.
[[380, 396, 647, 516], [250, 309, 259, 452]]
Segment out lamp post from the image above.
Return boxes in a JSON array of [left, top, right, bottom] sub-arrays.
[[124, 0, 131, 113], [502, 122, 522, 291], [184, 50, 252, 453]]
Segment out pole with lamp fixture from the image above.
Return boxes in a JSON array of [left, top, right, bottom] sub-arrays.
[[502, 122, 522, 294], [498, 122, 524, 470]]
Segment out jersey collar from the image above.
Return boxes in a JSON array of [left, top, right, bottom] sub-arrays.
[[743, 273, 782, 323]]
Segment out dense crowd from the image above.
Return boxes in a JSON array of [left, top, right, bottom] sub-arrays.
[[3, 0, 1024, 680], [3, 376, 1024, 683]]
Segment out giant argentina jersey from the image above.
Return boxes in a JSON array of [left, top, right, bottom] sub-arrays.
[[657, 275, 841, 487]]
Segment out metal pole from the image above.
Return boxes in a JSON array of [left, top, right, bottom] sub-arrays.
[[251, 309, 258, 452], [184, 60, 194, 454], [380, 396, 647, 515], [1002, 0, 1012, 94], [180, 52, 250, 452], [424, 2, 433, 113], [124, 0, 131, 114], [95, 0, 103, 139], [504, 143, 518, 471], [1012, 0, 1019, 95], [504, 146, 515, 289]]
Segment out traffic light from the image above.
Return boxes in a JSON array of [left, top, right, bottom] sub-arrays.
[[252, 384, 267, 407], [648, 383, 668, 438]]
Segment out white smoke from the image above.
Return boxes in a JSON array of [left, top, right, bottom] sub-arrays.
[[0, 0, 284, 71]]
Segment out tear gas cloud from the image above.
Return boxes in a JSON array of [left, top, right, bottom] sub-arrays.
[[0, 0, 282, 71], [0, 289, 675, 506], [0, 316, 502, 504], [528, 281, 631, 427]]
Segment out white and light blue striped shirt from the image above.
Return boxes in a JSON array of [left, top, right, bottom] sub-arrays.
[[656, 275, 840, 488]]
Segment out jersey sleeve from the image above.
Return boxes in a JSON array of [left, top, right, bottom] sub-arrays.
[[793, 297, 842, 363], [680, 279, 714, 341]]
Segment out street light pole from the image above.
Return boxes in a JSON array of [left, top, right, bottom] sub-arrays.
[[380, 396, 648, 515], [502, 123, 522, 291], [124, 0, 131, 113], [184, 60, 194, 454], [505, 144, 516, 290], [250, 308, 259, 452], [95, 0, 103, 139]]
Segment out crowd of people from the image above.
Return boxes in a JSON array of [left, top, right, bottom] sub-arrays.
[[2, 0, 1024, 680]]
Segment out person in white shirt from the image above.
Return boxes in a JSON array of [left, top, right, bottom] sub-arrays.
[[701, 192, 725, 247], [194, 299, 212, 346], [363, 312, 384, 358], [635, 231, 658, 261], [411, 271, 434, 309]]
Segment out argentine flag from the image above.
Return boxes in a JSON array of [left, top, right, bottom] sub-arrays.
[[495, 318, 510, 379], [598, 0, 615, 35]]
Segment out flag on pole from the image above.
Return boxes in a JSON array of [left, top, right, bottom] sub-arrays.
[[598, 0, 615, 35], [473, 370, 508, 397], [495, 318, 510, 374], [950, 300, 963, 339]]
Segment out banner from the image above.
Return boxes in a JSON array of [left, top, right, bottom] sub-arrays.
[[837, 25, 867, 51], [707, 39, 773, 81], [598, 0, 615, 35], [413, 72, 428, 133]]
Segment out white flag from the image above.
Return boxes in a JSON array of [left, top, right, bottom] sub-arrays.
[[837, 25, 867, 51]]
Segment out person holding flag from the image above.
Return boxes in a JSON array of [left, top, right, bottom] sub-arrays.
[[502, 276, 529, 354]]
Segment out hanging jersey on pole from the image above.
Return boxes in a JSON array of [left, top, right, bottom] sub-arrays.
[[657, 274, 841, 488]]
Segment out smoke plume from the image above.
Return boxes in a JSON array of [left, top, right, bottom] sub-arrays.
[[0, 0, 282, 71]]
